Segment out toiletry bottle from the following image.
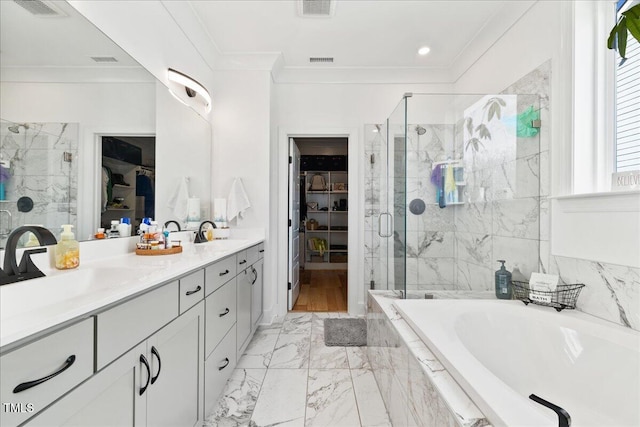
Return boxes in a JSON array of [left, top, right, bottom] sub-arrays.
[[495, 260, 512, 299], [55, 224, 79, 270], [511, 263, 527, 285]]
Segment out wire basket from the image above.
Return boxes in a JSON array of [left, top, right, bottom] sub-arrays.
[[512, 281, 585, 312]]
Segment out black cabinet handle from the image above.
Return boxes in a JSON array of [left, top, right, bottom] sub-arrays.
[[219, 308, 230, 317], [219, 269, 230, 277], [218, 357, 230, 371], [13, 355, 76, 393], [140, 354, 151, 396], [250, 267, 257, 285], [151, 346, 161, 385], [259, 249, 264, 253], [185, 285, 202, 296], [239, 260, 247, 265]]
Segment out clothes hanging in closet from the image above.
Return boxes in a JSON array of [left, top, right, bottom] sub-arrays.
[[136, 174, 155, 218]]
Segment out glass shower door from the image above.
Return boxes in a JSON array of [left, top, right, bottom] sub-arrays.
[[366, 97, 407, 294]]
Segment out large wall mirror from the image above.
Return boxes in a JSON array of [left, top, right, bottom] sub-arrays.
[[0, 0, 212, 248]]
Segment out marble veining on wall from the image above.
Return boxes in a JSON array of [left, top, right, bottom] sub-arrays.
[[0, 121, 78, 246]]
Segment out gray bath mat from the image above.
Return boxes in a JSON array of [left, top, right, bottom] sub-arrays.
[[324, 318, 367, 346]]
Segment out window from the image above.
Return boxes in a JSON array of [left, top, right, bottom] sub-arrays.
[[615, 0, 640, 172]]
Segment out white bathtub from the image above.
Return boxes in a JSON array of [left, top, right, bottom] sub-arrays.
[[393, 299, 640, 427]]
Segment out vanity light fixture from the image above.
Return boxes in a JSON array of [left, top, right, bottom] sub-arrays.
[[418, 46, 431, 56], [167, 68, 212, 113]]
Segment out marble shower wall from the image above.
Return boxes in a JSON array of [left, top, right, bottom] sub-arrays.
[[0, 121, 78, 246]]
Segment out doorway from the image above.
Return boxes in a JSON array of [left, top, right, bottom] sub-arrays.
[[288, 137, 348, 312], [101, 136, 155, 235]]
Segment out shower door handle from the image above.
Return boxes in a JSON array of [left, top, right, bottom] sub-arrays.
[[378, 212, 393, 238]]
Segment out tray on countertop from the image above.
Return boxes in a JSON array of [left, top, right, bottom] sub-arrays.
[[135, 246, 183, 256]]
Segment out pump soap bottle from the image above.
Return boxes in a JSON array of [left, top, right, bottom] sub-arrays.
[[495, 260, 512, 299], [55, 224, 79, 270]]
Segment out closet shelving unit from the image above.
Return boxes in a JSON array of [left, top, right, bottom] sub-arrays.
[[303, 170, 348, 269], [101, 157, 137, 228]]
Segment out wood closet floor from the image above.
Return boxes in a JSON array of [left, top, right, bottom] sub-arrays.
[[291, 269, 348, 312]]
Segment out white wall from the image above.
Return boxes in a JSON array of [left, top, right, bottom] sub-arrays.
[[0, 81, 156, 240], [272, 82, 451, 316]]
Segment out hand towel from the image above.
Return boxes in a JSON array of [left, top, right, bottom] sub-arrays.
[[167, 177, 190, 222], [227, 178, 251, 222]]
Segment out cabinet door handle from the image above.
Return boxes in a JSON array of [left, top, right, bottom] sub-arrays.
[[13, 355, 76, 393], [259, 249, 264, 253], [219, 307, 230, 317], [250, 266, 257, 285], [239, 260, 247, 265], [219, 269, 230, 277], [150, 346, 161, 385], [218, 357, 230, 371], [140, 354, 151, 396], [185, 285, 202, 296]]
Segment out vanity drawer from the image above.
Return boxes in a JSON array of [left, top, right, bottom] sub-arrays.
[[204, 325, 236, 410], [205, 255, 236, 296], [246, 243, 264, 266], [236, 250, 248, 270], [96, 281, 178, 369], [0, 318, 94, 427], [179, 269, 205, 314], [205, 278, 237, 359]]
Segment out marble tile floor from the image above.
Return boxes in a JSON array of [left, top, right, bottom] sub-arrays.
[[205, 312, 391, 427]]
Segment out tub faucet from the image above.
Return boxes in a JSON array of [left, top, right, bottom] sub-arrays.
[[163, 220, 181, 231], [193, 221, 217, 244], [0, 225, 57, 286]]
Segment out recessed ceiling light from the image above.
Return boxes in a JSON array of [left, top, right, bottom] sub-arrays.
[[418, 46, 431, 56]]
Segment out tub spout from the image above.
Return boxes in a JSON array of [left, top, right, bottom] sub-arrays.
[[529, 394, 571, 427]]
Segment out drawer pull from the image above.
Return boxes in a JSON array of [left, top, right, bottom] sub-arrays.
[[219, 307, 230, 317], [259, 249, 264, 253], [219, 269, 230, 277], [185, 285, 202, 296], [239, 260, 247, 265], [140, 354, 151, 396], [218, 357, 230, 371], [151, 346, 162, 385], [13, 355, 76, 394]]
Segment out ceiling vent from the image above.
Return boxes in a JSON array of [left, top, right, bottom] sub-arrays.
[[12, 0, 66, 17], [297, 0, 335, 17], [91, 56, 119, 63], [309, 57, 334, 63]]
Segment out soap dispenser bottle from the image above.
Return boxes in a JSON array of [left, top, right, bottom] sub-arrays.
[[495, 260, 512, 299], [55, 224, 79, 270]]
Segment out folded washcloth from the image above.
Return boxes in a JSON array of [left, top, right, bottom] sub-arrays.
[[167, 177, 190, 222], [227, 178, 251, 222]]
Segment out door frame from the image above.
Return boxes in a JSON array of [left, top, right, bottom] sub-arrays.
[[275, 127, 363, 320]]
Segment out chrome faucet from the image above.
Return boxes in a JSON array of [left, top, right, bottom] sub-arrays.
[[0, 225, 57, 286], [193, 221, 216, 244]]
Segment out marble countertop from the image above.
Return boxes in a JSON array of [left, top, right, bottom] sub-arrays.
[[0, 236, 264, 353]]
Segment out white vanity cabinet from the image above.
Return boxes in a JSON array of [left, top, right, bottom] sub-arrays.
[[236, 243, 265, 356], [24, 302, 205, 427], [236, 249, 253, 356], [0, 318, 94, 427], [1, 239, 264, 427]]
